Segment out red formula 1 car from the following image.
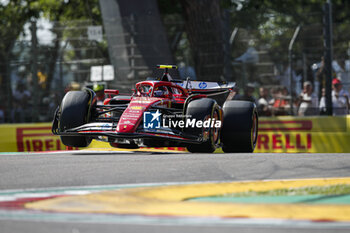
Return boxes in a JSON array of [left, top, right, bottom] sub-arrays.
[[52, 65, 258, 153]]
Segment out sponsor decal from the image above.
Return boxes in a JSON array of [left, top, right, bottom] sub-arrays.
[[132, 100, 153, 104], [16, 127, 64, 152], [130, 106, 144, 110], [256, 120, 313, 151], [198, 82, 207, 89], [257, 133, 312, 150], [77, 123, 113, 131], [101, 123, 111, 129]]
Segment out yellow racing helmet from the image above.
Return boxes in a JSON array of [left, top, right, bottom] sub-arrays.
[[93, 84, 104, 92]]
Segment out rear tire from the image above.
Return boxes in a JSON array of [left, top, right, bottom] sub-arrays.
[[59, 91, 92, 147], [185, 98, 221, 153], [221, 101, 258, 153]]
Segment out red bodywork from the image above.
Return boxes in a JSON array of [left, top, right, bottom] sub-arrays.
[[106, 81, 190, 134]]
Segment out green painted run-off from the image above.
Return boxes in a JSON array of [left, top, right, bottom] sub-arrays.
[[192, 194, 350, 204]]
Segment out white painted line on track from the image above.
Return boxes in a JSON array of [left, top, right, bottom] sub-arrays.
[[0, 148, 186, 156], [0, 210, 350, 229], [0, 150, 134, 156]]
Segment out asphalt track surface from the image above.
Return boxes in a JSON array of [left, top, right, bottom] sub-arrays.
[[1, 151, 350, 233]]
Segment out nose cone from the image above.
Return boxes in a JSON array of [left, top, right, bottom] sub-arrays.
[[117, 124, 135, 133], [116, 97, 162, 133]]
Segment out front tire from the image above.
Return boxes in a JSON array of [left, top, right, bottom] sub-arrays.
[[221, 101, 258, 153], [59, 91, 92, 147], [185, 98, 221, 153]]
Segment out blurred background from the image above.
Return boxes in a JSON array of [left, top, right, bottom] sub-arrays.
[[1, 0, 350, 123]]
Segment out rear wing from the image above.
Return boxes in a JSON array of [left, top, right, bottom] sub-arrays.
[[155, 64, 235, 92], [173, 80, 235, 92]]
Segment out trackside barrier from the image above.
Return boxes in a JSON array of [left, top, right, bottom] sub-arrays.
[[0, 115, 349, 153], [255, 115, 350, 153], [0, 123, 185, 152], [0, 123, 66, 152]]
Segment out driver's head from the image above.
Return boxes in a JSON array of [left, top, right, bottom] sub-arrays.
[[93, 84, 104, 92], [154, 86, 167, 97]]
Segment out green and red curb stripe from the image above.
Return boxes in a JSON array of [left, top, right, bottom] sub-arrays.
[[24, 177, 350, 222]]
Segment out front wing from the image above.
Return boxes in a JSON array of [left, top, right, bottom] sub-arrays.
[[53, 122, 202, 144]]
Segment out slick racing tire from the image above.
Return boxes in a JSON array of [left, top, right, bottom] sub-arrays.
[[59, 91, 92, 147], [185, 98, 221, 153], [221, 100, 258, 153]]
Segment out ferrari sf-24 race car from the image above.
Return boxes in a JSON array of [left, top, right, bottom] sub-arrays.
[[52, 65, 258, 153]]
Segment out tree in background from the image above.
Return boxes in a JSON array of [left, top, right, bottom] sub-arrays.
[[0, 0, 40, 119], [36, 0, 107, 96], [179, 0, 225, 81], [228, 0, 350, 81], [158, 0, 350, 85], [229, 0, 324, 65], [0, 0, 107, 121]]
